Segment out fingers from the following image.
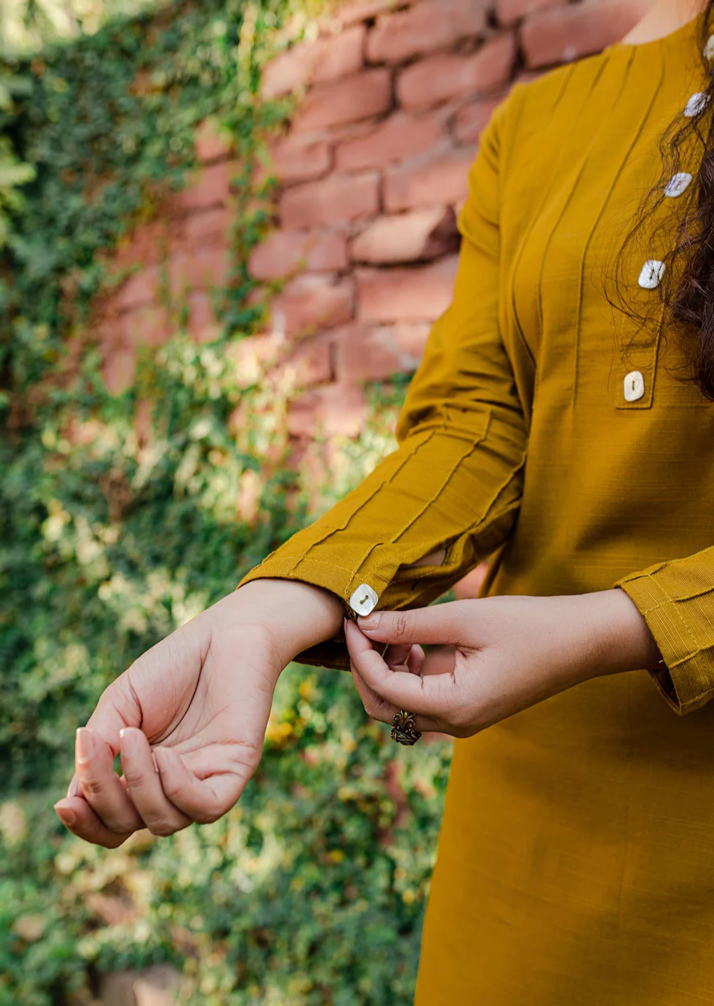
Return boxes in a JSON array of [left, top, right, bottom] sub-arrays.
[[154, 747, 247, 824], [345, 619, 454, 718], [83, 669, 143, 755], [349, 661, 440, 734], [406, 644, 425, 676], [119, 728, 192, 837], [75, 727, 144, 834], [66, 669, 144, 809], [383, 643, 413, 668], [357, 601, 469, 647], [54, 796, 132, 848]]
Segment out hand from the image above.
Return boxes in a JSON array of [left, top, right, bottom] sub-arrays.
[[344, 589, 662, 738], [53, 579, 343, 847]]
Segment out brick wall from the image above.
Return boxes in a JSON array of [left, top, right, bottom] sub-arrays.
[[99, 0, 654, 436]]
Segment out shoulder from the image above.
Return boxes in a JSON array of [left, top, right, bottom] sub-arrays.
[[488, 49, 616, 165]]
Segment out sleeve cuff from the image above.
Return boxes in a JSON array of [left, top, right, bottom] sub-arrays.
[[614, 566, 714, 716]]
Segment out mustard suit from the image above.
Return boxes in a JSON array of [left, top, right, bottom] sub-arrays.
[[241, 14, 714, 1002]]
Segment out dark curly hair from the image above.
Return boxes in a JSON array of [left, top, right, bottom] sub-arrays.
[[612, 5, 714, 399]]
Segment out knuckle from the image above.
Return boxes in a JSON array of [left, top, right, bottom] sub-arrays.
[[194, 807, 221, 825], [107, 813, 139, 834], [148, 818, 176, 837], [447, 704, 469, 728], [122, 769, 143, 789], [160, 775, 182, 801], [392, 614, 410, 642], [79, 776, 104, 798], [362, 697, 379, 718]]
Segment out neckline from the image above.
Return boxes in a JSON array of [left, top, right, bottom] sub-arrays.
[[608, 8, 706, 55]]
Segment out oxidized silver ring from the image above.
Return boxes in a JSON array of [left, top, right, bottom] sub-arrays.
[[391, 710, 422, 746]]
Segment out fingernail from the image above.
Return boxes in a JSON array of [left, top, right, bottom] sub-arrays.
[[54, 801, 76, 827], [75, 727, 94, 764], [358, 613, 380, 630], [66, 774, 80, 798], [119, 728, 137, 756]]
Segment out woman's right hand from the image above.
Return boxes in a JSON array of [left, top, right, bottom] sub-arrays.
[[53, 578, 343, 848]]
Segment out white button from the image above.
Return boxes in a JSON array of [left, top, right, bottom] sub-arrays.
[[624, 370, 645, 402], [664, 171, 693, 197], [638, 259, 665, 289], [705, 34, 714, 59], [349, 583, 378, 616], [684, 92, 708, 117]]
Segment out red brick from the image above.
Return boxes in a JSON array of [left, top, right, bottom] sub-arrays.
[[334, 321, 431, 380], [496, 0, 567, 26], [103, 345, 136, 395], [292, 68, 392, 132], [350, 207, 458, 264], [398, 34, 516, 111], [270, 136, 331, 185], [187, 291, 222, 343], [384, 148, 477, 212], [270, 274, 354, 337], [97, 316, 123, 357], [112, 220, 169, 271], [335, 111, 445, 171], [262, 25, 366, 98], [452, 96, 501, 145], [280, 172, 379, 228], [168, 248, 231, 299], [115, 265, 161, 314], [356, 256, 458, 322], [175, 160, 239, 212], [121, 304, 172, 347], [184, 206, 232, 244], [262, 43, 319, 99], [287, 383, 367, 438], [249, 229, 348, 280], [336, 0, 397, 26], [195, 118, 233, 163], [520, 0, 652, 68], [313, 25, 366, 82], [283, 338, 333, 385], [366, 0, 489, 64]]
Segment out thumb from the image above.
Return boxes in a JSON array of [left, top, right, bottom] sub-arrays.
[[84, 669, 143, 757], [357, 601, 467, 646]]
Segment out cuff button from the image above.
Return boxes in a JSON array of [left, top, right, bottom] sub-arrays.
[[349, 583, 379, 616]]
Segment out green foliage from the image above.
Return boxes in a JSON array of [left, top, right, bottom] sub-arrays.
[[0, 70, 35, 248], [0, 1, 451, 1003]]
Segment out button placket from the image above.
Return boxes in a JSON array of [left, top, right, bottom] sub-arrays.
[[612, 304, 663, 410], [614, 345, 659, 409]]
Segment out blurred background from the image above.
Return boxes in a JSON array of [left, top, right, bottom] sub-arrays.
[[0, 0, 650, 1002]]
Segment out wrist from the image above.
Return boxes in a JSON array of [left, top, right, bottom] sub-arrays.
[[574, 588, 663, 680], [231, 577, 344, 668]]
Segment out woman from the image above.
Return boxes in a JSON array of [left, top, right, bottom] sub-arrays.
[[54, 0, 714, 1000]]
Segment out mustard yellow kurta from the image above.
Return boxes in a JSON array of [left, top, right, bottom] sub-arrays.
[[241, 13, 714, 1003]]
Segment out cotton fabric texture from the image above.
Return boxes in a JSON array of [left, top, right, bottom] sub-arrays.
[[240, 14, 714, 1003]]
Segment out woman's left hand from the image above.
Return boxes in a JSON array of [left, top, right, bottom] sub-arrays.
[[344, 589, 662, 739]]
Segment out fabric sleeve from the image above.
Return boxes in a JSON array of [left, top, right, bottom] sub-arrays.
[[614, 548, 714, 715], [238, 93, 529, 670]]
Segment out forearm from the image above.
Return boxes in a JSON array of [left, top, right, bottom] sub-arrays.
[[572, 587, 664, 683]]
